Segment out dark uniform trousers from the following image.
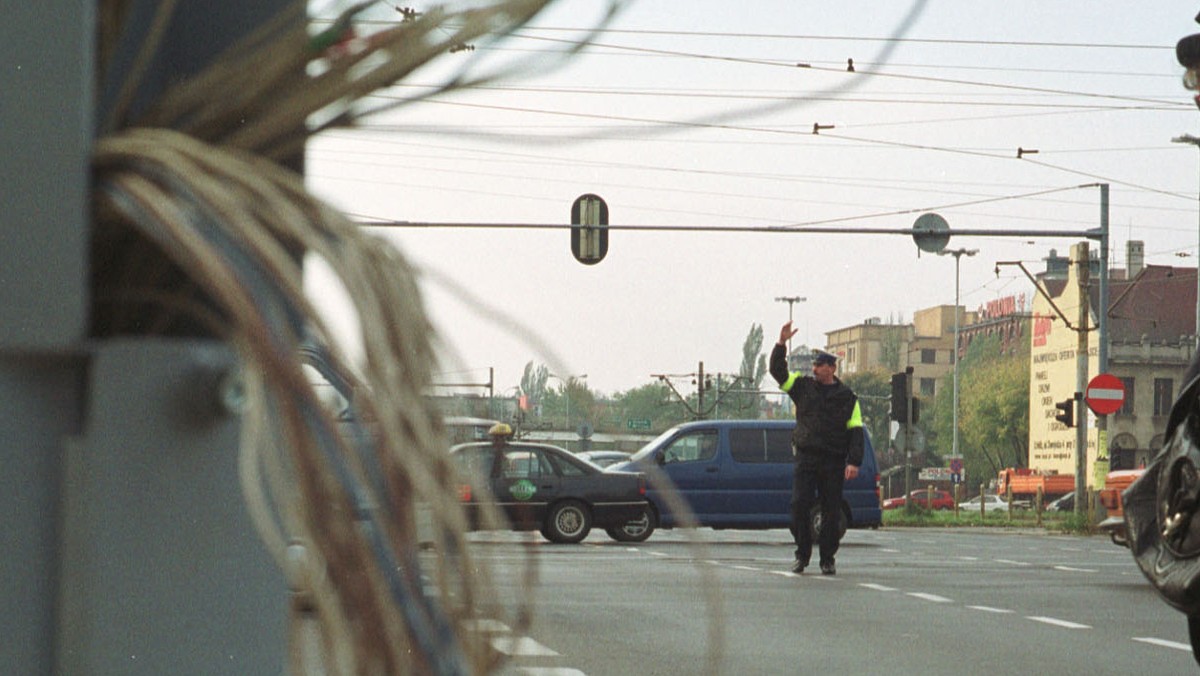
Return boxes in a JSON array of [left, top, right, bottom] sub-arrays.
[[789, 455, 845, 565]]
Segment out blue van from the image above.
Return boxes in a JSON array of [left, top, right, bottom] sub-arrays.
[[605, 419, 882, 542]]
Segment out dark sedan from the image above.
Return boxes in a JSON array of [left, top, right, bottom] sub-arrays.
[[452, 440, 652, 543]]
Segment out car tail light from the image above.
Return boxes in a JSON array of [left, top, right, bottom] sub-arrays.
[[457, 484, 472, 502], [638, 475, 646, 497], [1099, 488, 1118, 510]]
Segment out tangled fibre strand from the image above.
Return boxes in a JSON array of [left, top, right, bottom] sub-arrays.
[[89, 1, 609, 672]]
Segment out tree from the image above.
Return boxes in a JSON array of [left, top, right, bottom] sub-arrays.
[[841, 369, 893, 466], [723, 323, 768, 418], [520, 361, 549, 414], [612, 381, 685, 431], [880, 313, 907, 373], [928, 333, 1029, 492]]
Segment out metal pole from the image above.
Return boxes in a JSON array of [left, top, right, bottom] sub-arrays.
[[1097, 184, 1110, 469], [775, 296, 807, 354], [937, 248, 978, 462], [953, 255, 961, 460]]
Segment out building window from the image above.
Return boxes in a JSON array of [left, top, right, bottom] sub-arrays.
[[921, 348, 936, 364], [919, 378, 936, 397], [1118, 377, 1135, 416], [1154, 378, 1174, 416]]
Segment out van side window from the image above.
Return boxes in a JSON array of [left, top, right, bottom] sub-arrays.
[[730, 429, 765, 463], [729, 428, 794, 463], [662, 431, 718, 464]]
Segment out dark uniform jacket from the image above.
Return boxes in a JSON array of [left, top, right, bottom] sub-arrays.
[[769, 343, 865, 467]]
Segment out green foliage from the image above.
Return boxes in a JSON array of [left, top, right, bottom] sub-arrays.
[[520, 361, 549, 404], [612, 381, 687, 430], [720, 323, 768, 419], [926, 332, 1028, 490], [879, 316, 907, 372], [841, 369, 892, 458]]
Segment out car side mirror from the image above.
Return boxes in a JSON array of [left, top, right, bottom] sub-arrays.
[[655, 451, 665, 466]]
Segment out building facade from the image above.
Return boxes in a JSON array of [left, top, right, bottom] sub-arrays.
[[823, 306, 972, 402], [1027, 241, 1196, 485]]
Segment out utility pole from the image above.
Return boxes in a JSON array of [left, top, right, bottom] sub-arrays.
[[1073, 242, 1090, 515], [937, 247, 978, 462]]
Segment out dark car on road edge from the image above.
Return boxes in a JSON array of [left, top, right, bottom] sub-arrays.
[[452, 439, 652, 543]]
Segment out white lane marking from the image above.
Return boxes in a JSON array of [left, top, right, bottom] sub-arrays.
[[646, 551, 669, 557], [770, 570, 799, 578], [1054, 565, 1098, 573], [625, 547, 639, 553], [1027, 616, 1091, 629], [516, 669, 587, 675], [957, 556, 979, 561], [995, 559, 1030, 566], [967, 606, 1014, 614], [463, 618, 509, 633], [880, 548, 901, 553], [1133, 637, 1193, 651], [859, 583, 897, 592], [732, 565, 760, 572], [907, 592, 953, 603], [491, 636, 561, 657]]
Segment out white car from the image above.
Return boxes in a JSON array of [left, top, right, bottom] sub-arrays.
[[961, 494, 1011, 513]]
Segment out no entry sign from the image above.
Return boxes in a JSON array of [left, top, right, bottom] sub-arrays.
[[1085, 373, 1126, 416]]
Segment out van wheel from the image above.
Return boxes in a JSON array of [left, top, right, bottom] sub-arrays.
[[607, 506, 657, 543], [544, 500, 592, 544], [811, 506, 848, 541]]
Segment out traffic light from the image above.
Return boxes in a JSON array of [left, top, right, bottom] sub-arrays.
[[890, 370, 917, 423], [570, 193, 608, 265], [1054, 398, 1074, 428], [890, 372, 907, 422]]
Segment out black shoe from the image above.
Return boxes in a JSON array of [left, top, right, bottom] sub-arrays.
[[791, 559, 808, 574], [820, 561, 836, 575]]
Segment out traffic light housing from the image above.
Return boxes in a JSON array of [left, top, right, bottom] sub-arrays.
[[1054, 398, 1074, 428], [889, 370, 918, 423], [890, 372, 907, 422]]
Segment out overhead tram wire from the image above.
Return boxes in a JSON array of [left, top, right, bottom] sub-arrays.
[[355, 184, 1099, 234], [500, 33, 1187, 109]]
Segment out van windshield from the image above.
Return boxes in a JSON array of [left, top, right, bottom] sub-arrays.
[[629, 427, 681, 461]]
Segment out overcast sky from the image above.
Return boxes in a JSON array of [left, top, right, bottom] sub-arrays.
[[305, 0, 1200, 396]]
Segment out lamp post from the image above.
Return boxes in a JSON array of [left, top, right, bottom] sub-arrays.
[[936, 247, 978, 461], [1172, 133, 1200, 349], [774, 295, 807, 354]]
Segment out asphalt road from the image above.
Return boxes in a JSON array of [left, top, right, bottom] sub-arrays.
[[455, 527, 1198, 675]]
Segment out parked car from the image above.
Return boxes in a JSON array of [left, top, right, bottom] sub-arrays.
[[1099, 468, 1147, 546], [577, 450, 632, 468], [960, 493, 1010, 513], [1046, 491, 1075, 512], [882, 489, 955, 510], [606, 419, 882, 542], [451, 439, 651, 544]]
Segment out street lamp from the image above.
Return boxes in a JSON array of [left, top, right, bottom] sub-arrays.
[[1171, 133, 1200, 349], [937, 247, 978, 461], [774, 296, 807, 354]]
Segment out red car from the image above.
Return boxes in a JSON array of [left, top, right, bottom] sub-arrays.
[[882, 489, 955, 510]]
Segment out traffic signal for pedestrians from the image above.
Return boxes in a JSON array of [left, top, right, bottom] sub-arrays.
[[1054, 398, 1074, 428]]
